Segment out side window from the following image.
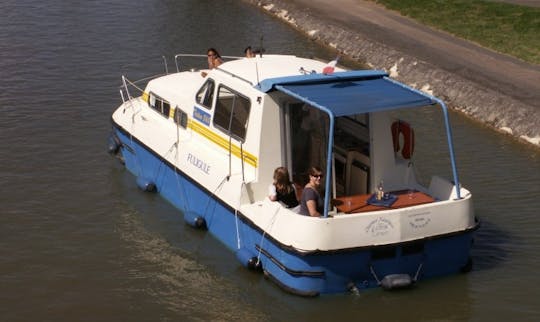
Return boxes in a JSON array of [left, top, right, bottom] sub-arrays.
[[148, 92, 171, 118], [213, 86, 251, 142], [195, 79, 215, 109], [174, 107, 189, 128]]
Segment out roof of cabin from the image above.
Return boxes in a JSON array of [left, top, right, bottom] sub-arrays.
[[146, 71, 203, 103], [217, 54, 344, 86]]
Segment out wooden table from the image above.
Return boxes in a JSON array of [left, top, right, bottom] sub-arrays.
[[332, 191, 435, 214]]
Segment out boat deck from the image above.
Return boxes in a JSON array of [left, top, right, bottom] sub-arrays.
[[332, 191, 435, 214]]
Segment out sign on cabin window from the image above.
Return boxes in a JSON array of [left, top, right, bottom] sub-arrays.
[[213, 85, 251, 142], [195, 79, 215, 109], [148, 92, 171, 118]]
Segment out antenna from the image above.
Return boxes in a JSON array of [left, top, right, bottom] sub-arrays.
[[255, 35, 264, 86], [259, 36, 263, 58], [255, 60, 260, 86]]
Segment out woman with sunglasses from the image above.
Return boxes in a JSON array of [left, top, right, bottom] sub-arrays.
[[207, 48, 223, 69], [299, 166, 324, 217]]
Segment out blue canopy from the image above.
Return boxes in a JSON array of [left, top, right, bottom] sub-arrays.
[[258, 71, 436, 116], [257, 70, 461, 217]]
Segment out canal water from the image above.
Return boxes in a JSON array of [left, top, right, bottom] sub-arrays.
[[1, 0, 539, 321]]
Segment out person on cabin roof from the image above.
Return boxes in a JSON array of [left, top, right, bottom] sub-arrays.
[[207, 48, 223, 69], [268, 167, 300, 211], [299, 166, 324, 217], [244, 46, 255, 58], [201, 48, 224, 77]]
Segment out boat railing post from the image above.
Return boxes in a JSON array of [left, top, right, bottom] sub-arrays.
[[122, 75, 132, 101], [119, 89, 126, 103], [438, 100, 462, 199], [240, 142, 245, 183], [227, 96, 238, 179], [174, 54, 180, 73], [323, 114, 335, 217], [162, 56, 168, 74]]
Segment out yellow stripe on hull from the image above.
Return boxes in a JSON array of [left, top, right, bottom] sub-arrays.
[[189, 120, 258, 168]]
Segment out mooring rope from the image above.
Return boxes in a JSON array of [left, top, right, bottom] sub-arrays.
[[171, 141, 190, 213], [369, 265, 381, 285], [234, 182, 245, 250], [413, 262, 424, 282], [255, 205, 281, 264], [129, 120, 143, 178], [202, 175, 229, 227], [150, 141, 177, 187]]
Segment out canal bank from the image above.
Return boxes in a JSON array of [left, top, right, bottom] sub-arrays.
[[242, 0, 540, 148]]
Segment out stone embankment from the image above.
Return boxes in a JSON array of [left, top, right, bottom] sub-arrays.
[[242, 0, 540, 148]]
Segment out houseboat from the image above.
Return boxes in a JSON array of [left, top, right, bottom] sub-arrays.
[[109, 53, 478, 296]]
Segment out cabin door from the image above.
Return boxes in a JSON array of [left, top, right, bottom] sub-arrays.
[[284, 102, 329, 186]]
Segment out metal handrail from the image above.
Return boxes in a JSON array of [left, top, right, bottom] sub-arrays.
[[119, 54, 244, 103], [120, 75, 143, 102], [162, 56, 168, 74], [119, 73, 166, 102]]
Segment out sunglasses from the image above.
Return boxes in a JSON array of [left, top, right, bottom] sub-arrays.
[[312, 174, 323, 179]]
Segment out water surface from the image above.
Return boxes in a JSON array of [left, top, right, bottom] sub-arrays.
[[1, 0, 539, 321]]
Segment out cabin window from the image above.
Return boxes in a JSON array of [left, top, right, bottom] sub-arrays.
[[195, 79, 215, 109], [213, 85, 251, 142], [174, 107, 188, 128], [148, 92, 171, 118]]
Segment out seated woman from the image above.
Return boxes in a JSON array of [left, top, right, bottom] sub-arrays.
[[299, 166, 324, 217], [268, 167, 299, 210]]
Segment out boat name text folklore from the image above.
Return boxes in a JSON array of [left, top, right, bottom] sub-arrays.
[[187, 153, 210, 174]]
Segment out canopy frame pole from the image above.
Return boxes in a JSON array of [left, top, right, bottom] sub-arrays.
[[384, 77, 461, 199]]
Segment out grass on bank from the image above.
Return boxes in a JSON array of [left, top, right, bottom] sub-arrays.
[[373, 0, 540, 65]]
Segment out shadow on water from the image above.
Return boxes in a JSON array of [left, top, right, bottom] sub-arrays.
[[470, 219, 512, 272], [264, 273, 475, 322]]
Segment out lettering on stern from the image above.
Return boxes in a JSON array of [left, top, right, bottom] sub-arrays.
[[408, 211, 432, 229], [187, 153, 211, 175], [365, 217, 394, 237]]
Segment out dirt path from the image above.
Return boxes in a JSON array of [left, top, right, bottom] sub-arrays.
[[496, 0, 540, 7], [290, 0, 540, 108]]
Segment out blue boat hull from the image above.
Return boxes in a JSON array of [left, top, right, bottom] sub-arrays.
[[111, 125, 477, 296]]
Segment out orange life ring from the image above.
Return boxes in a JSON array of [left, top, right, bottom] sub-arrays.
[[391, 120, 415, 159]]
